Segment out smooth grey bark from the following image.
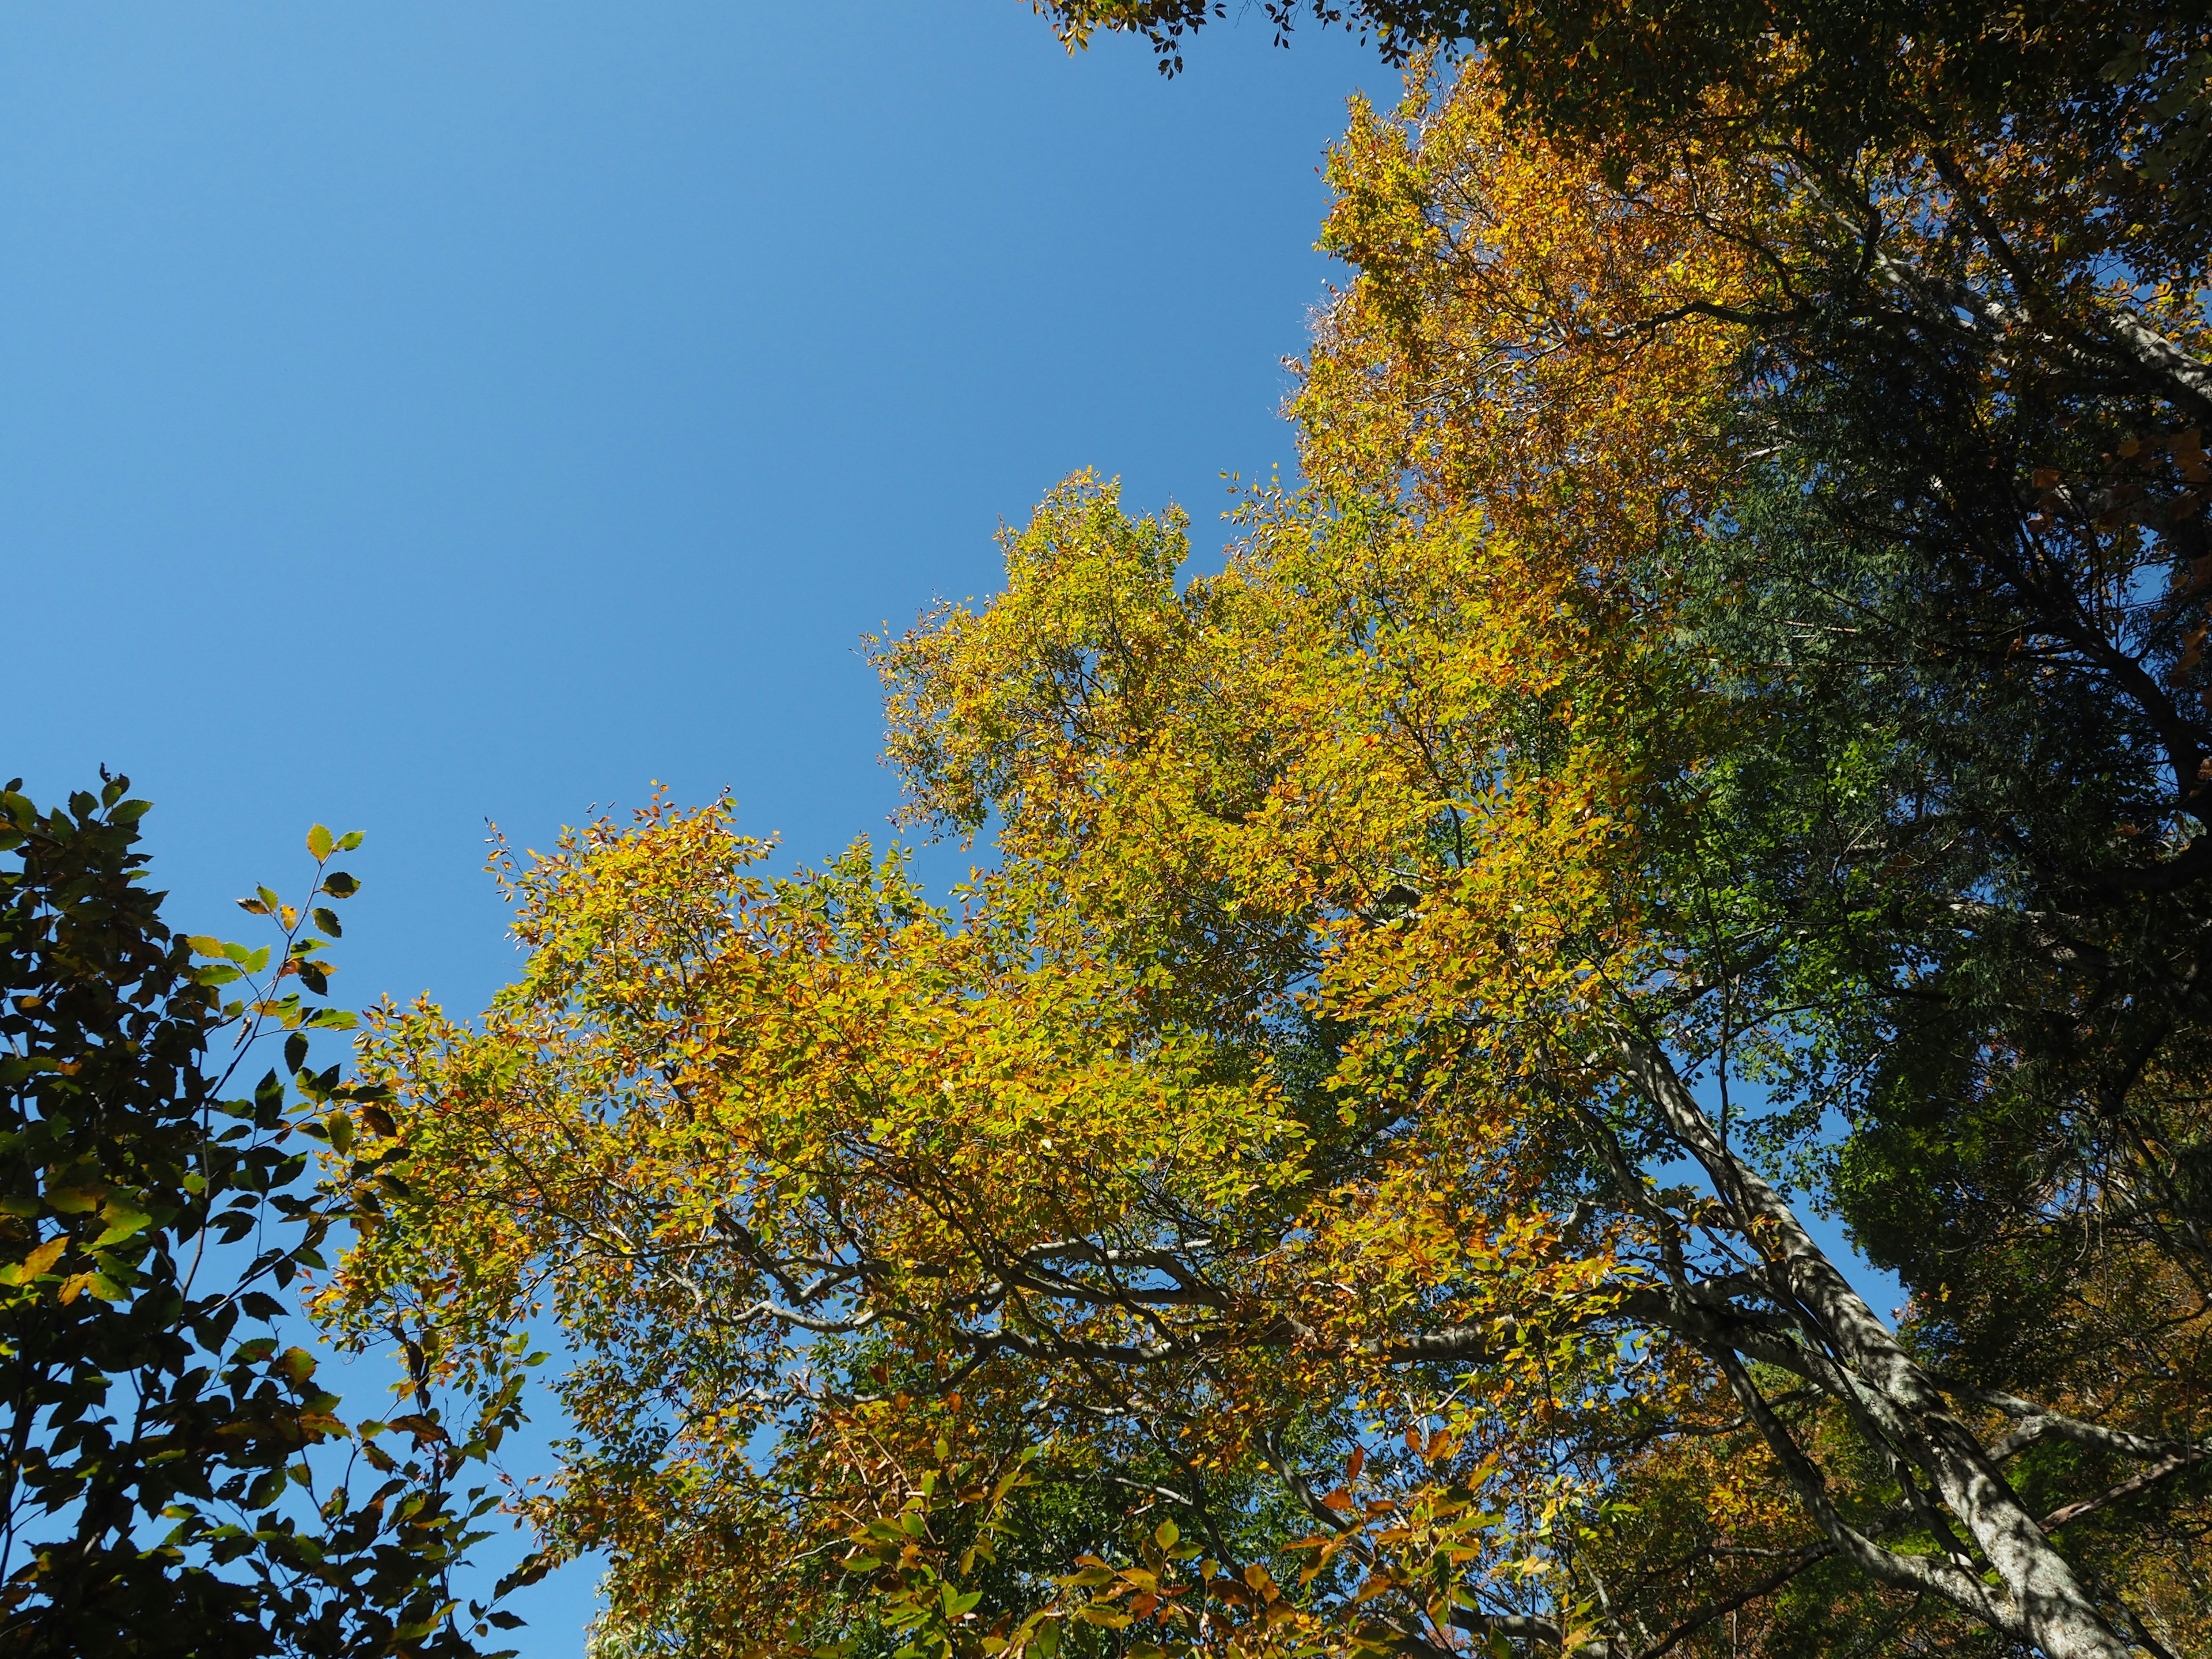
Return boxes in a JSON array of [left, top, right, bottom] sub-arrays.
[[1612, 1032, 2138, 1659]]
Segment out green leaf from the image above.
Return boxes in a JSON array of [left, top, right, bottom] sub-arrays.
[[93, 1205, 153, 1249], [319, 871, 359, 899], [307, 824, 335, 860], [311, 907, 343, 938]]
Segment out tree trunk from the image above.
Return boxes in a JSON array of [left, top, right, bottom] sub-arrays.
[[1614, 1035, 2135, 1659]]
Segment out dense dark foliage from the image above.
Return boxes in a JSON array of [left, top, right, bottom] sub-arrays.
[[0, 778, 523, 1657]]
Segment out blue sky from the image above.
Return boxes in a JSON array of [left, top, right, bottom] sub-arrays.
[[4, 3, 1384, 975], [3, 3, 1384, 1648]]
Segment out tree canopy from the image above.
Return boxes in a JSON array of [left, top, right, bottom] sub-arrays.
[[323, 10, 2212, 1659], [0, 780, 528, 1656]]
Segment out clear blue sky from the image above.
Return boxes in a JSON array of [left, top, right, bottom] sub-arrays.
[[3, 4, 1384, 1649]]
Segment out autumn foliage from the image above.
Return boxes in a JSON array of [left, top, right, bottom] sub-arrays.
[[326, 18, 2212, 1659]]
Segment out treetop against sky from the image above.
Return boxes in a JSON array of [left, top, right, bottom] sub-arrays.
[[7, 4, 2212, 1657]]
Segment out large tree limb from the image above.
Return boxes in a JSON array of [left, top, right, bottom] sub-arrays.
[[1706, 1342, 2025, 1636], [1966, 1390, 2206, 1465], [1613, 1029, 2137, 1659]]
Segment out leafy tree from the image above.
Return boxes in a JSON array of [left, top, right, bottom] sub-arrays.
[[0, 777, 527, 1656], [1303, 18, 2212, 1651], [1035, 0, 2212, 240], [324, 13, 2212, 1659]]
